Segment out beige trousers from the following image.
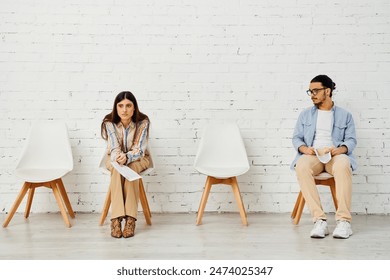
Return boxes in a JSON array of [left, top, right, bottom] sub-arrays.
[[106, 156, 150, 220], [295, 154, 352, 223]]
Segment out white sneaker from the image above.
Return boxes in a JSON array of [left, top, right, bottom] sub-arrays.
[[333, 220, 353, 239], [310, 219, 329, 238]]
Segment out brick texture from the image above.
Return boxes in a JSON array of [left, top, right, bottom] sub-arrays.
[[1, 0, 390, 215]]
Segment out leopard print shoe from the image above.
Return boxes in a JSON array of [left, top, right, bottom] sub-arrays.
[[123, 216, 136, 238], [110, 217, 123, 238]]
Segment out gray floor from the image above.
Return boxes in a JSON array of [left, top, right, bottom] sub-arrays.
[[1, 212, 390, 260]]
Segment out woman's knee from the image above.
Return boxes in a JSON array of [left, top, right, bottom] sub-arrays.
[[128, 161, 144, 174], [128, 157, 149, 173]]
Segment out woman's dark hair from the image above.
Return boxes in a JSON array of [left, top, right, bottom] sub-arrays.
[[101, 91, 149, 140], [311, 75, 336, 97]]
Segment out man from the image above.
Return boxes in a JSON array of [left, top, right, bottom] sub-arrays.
[[291, 75, 357, 239]]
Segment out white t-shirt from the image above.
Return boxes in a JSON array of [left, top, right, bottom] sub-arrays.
[[313, 110, 333, 149]]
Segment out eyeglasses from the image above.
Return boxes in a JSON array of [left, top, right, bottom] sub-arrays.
[[306, 88, 327, 96]]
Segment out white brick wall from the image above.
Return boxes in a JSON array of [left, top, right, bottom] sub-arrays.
[[1, 0, 390, 215]]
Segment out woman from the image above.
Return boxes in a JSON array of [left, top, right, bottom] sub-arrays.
[[101, 91, 151, 238]]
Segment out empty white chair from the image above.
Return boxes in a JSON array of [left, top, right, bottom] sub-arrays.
[[98, 146, 154, 226], [194, 122, 250, 225], [3, 121, 75, 228]]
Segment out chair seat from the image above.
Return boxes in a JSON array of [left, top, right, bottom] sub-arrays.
[[15, 168, 71, 183], [194, 166, 249, 179], [314, 172, 334, 180]]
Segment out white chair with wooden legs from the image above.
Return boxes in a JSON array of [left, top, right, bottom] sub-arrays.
[[291, 172, 338, 225], [99, 179, 152, 226], [98, 148, 154, 226], [194, 122, 250, 226], [3, 121, 75, 228]]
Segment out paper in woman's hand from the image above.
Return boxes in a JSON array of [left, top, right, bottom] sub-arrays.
[[111, 161, 141, 181], [315, 148, 332, 164]]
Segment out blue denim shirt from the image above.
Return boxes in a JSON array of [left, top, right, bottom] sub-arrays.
[[291, 104, 357, 171]]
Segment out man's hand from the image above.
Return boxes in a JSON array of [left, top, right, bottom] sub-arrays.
[[330, 146, 348, 156], [299, 145, 315, 155]]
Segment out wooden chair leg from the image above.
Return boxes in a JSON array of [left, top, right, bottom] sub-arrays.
[[291, 191, 300, 219], [56, 179, 75, 218], [24, 187, 35, 218], [292, 191, 305, 225], [139, 180, 151, 218], [196, 176, 212, 225], [139, 180, 152, 225], [231, 177, 248, 226], [3, 182, 31, 227], [99, 189, 111, 226], [51, 181, 71, 228]]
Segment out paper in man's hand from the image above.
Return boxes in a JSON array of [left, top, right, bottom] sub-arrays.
[[315, 148, 332, 164]]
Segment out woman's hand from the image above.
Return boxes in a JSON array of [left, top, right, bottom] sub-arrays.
[[116, 152, 127, 165]]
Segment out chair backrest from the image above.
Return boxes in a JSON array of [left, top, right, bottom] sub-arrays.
[[15, 121, 73, 182], [194, 121, 250, 178], [141, 146, 154, 175]]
